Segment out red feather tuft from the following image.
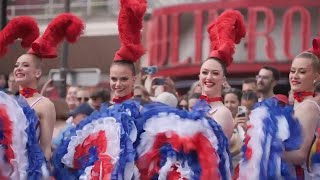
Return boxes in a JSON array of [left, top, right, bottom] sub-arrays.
[[28, 13, 84, 59], [113, 0, 147, 63], [309, 37, 320, 59], [207, 10, 246, 67], [0, 16, 39, 57]]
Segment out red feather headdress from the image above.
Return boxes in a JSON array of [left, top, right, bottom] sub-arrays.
[[207, 10, 246, 67], [28, 13, 85, 59], [113, 0, 147, 63], [0, 16, 39, 57], [308, 37, 320, 59]]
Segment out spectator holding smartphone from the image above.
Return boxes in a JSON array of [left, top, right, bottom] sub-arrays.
[[141, 66, 158, 95], [232, 91, 258, 144], [237, 91, 259, 130], [223, 88, 243, 170], [141, 66, 177, 98], [150, 77, 165, 97], [150, 76, 177, 97], [223, 88, 259, 171]]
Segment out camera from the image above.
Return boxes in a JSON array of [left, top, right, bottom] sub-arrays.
[[142, 66, 158, 75]]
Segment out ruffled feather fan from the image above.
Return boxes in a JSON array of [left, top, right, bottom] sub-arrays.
[[0, 92, 48, 179], [237, 98, 302, 179], [53, 100, 139, 179], [135, 101, 232, 180]]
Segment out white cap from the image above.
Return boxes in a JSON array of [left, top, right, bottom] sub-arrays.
[[155, 92, 178, 107]]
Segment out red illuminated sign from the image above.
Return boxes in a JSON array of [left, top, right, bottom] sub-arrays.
[[146, 0, 320, 77]]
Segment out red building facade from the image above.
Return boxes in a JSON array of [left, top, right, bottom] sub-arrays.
[[146, 0, 320, 80]]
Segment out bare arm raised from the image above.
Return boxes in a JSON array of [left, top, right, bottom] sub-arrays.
[[34, 97, 56, 160]]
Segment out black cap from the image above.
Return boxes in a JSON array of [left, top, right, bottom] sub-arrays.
[[69, 103, 94, 117]]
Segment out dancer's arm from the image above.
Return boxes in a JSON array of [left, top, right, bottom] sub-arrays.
[[282, 101, 318, 165], [211, 106, 234, 140], [35, 98, 56, 160]]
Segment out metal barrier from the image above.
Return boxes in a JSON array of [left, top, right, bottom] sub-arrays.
[[7, 0, 218, 20], [149, 0, 217, 9], [7, 0, 119, 20]]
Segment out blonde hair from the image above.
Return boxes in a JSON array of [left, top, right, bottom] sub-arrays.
[[188, 80, 200, 96], [295, 51, 320, 73]]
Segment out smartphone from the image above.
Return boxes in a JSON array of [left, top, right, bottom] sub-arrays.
[[237, 106, 247, 117], [142, 66, 158, 75], [153, 78, 165, 85]]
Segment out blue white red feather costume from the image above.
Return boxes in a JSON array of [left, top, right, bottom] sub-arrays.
[[52, 0, 147, 178], [135, 101, 232, 180], [53, 100, 139, 179], [237, 98, 302, 179], [0, 92, 48, 179]]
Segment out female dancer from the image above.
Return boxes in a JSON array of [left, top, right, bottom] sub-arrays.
[[238, 38, 320, 179], [109, 0, 147, 105], [199, 10, 246, 139], [282, 38, 320, 178], [0, 15, 49, 179], [14, 53, 55, 160], [14, 13, 84, 161], [52, 0, 146, 178], [223, 88, 244, 169], [135, 10, 247, 175], [135, 10, 246, 175]]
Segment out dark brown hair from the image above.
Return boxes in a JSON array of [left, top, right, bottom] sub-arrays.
[[261, 66, 280, 81], [243, 78, 257, 84], [242, 90, 258, 103], [223, 88, 242, 102], [315, 81, 320, 93], [110, 60, 136, 75], [202, 58, 228, 76]]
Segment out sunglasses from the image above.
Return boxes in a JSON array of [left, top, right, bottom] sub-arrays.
[[178, 105, 188, 110], [90, 96, 98, 101], [134, 95, 143, 98], [77, 97, 89, 102]]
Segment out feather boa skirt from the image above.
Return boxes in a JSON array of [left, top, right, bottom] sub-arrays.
[[238, 98, 302, 179], [53, 100, 231, 180], [0, 92, 48, 179], [53, 100, 139, 180], [135, 101, 231, 180]]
